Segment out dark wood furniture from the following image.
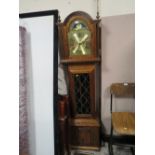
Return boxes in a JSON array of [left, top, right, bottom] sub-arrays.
[[58, 95, 70, 155], [109, 83, 135, 155], [58, 11, 101, 151]]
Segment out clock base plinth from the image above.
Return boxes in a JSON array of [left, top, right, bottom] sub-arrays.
[[70, 118, 101, 150], [70, 145, 100, 151]]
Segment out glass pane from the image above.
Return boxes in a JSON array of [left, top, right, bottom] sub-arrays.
[[68, 20, 92, 56], [73, 73, 91, 114]]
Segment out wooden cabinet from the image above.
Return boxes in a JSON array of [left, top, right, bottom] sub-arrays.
[[58, 96, 70, 155]]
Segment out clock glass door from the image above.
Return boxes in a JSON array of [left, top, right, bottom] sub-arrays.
[[68, 65, 95, 117], [74, 73, 91, 114]]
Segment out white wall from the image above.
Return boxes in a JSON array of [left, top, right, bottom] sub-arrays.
[[20, 16, 55, 155], [19, 0, 134, 20], [101, 14, 135, 133]]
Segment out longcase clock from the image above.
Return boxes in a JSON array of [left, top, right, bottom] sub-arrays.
[[58, 11, 101, 151]]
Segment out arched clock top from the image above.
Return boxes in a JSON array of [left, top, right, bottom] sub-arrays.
[[63, 11, 94, 25], [58, 11, 101, 63]]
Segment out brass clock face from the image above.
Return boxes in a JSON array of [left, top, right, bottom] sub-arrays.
[[68, 20, 92, 56]]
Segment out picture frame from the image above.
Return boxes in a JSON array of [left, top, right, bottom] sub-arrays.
[[19, 10, 59, 155]]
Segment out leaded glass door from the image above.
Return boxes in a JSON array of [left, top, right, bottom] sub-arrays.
[[68, 65, 95, 117]]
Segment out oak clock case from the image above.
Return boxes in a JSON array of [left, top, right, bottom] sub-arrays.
[[58, 11, 101, 151]]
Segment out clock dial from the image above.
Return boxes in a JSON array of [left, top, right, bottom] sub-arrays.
[[68, 20, 92, 56]]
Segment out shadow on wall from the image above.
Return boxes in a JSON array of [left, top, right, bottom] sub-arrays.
[[101, 14, 135, 134]]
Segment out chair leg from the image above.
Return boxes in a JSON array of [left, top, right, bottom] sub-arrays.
[[130, 146, 135, 155], [109, 126, 113, 155], [108, 143, 113, 155]]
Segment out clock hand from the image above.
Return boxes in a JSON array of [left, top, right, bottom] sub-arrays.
[[72, 33, 88, 55], [80, 34, 88, 43], [73, 33, 80, 43], [72, 44, 79, 54], [80, 45, 86, 55]]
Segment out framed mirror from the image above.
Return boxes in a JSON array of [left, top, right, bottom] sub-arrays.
[[19, 10, 58, 155]]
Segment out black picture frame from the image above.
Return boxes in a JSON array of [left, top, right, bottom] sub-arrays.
[[19, 10, 59, 155]]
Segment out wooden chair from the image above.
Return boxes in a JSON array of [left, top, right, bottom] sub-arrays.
[[109, 83, 135, 155]]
